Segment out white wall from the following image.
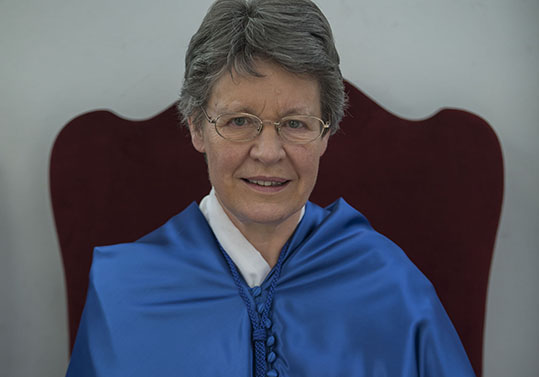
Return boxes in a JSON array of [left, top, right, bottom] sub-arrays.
[[1, 0, 537, 376]]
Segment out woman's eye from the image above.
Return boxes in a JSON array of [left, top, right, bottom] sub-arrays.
[[231, 117, 248, 126], [285, 119, 304, 129]]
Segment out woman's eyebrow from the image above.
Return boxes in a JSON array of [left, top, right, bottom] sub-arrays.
[[211, 103, 260, 114], [280, 105, 317, 117], [212, 102, 316, 117]]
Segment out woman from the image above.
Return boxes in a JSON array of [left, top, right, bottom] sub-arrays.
[[66, 1, 476, 376]]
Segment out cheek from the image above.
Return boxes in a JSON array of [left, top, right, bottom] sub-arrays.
[[206, 149, 226, 181], [205, 142, 247, 182], [305, 158, 321, 185], [203, 134, 225, 167], [292, 147, 323, 185]]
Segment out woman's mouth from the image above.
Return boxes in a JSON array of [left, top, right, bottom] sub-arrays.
[[242, 177, 290, 191], [244, 178, 287, 187]]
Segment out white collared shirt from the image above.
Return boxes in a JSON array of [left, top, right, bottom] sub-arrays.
[[199, 188, 304, 287]]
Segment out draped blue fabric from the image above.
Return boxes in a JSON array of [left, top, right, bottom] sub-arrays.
[[66, 199, 476, 377]]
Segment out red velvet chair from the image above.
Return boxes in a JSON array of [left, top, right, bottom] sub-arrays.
[[50, 81, 503, 376]]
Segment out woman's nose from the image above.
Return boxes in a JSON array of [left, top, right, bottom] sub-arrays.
[[249, 123, 286, 164]]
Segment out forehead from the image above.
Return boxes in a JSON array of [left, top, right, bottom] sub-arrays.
[[208, 60, 321, 116]]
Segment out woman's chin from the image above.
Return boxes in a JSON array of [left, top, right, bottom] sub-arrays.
[[234, 203, 303, 228]]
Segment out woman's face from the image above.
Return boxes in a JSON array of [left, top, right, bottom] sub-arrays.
[[189, 60, 329, 228]]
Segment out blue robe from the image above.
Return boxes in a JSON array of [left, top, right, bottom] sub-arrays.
[[66, 199, 476, 377]]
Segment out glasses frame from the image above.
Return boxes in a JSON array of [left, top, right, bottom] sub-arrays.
[[200, 107, 330, 144]]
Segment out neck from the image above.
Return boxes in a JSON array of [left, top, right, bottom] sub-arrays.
[[223, 209, 301, 268]]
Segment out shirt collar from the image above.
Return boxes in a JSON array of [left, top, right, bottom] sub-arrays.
[[199, 188, 304, 287]]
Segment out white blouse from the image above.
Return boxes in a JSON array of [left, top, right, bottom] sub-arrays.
[[199, 188, 304, 287]]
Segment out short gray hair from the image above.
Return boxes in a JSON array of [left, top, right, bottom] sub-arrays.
[[178, 0, 346, 135]]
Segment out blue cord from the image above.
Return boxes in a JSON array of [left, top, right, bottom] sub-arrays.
[[218, 240, 291, 377]]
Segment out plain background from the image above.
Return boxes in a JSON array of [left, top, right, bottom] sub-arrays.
[[1, 0, 538, 376]]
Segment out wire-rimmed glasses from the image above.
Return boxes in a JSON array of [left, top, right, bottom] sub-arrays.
[[200, 107, 330, 144]]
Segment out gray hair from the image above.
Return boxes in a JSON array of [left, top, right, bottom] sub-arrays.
[[178, 0, 346, 135]]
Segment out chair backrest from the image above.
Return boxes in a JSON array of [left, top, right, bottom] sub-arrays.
[[50, 81, 503, 376]]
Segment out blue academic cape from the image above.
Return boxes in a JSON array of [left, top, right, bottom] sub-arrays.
[[66, 199, 476, 377]]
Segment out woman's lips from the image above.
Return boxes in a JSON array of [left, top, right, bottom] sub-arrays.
[[242, 177, 290, 192]]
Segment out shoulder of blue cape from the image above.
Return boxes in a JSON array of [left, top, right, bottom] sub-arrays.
[[88, 198, 439, 321], [73, 198, 476, 377]]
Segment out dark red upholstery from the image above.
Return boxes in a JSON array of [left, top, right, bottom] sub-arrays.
[[50, 81, 503, 376]]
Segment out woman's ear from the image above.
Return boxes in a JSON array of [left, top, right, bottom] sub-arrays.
[[188, 118, 205, 153]]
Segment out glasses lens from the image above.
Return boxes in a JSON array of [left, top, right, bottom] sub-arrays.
[[215, 113, 260, 141], [279, 116, 323, 143]]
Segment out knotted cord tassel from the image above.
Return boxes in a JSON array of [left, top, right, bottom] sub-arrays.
[[254, 339, 267, 377]]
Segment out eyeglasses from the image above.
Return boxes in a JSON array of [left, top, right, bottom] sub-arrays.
[[200, 107, 330, 144]]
